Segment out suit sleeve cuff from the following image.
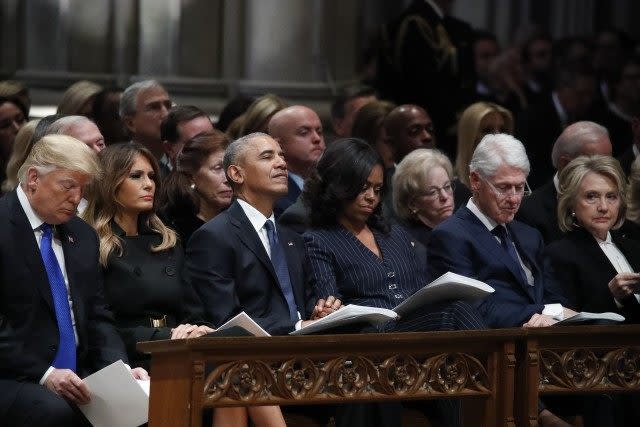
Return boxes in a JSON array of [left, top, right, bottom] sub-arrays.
[[543, 303, 564, 320], [39, 366, 55, 385]]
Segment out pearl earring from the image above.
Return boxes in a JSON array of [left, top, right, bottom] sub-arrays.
[[190, 183, 196, 190]]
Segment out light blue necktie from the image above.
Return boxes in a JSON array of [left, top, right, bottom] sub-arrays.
[[264, 220, 299, 322], [40, 223, 76, 371], [493, 225, 529, 286]]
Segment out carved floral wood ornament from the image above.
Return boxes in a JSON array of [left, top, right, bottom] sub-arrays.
[[539, 347, 640, 391], [202, 353, 490, 406]]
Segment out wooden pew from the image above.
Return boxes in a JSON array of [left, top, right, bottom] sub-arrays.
[[516, 324, 640, 426], [139, 329, 522, 427]]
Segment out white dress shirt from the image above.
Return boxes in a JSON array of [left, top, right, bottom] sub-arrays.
[[595, 232, 640, 306], [236, 199, 303, 326]]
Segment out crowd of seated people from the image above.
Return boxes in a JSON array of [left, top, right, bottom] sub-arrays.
[[2, 12, 640, 427]]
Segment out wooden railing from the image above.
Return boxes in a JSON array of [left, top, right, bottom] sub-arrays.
[[138, 325, 640, 427]]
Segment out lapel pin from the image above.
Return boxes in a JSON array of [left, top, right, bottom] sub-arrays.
[[68, 235, 75, 244], [287, 241, 294, 246]]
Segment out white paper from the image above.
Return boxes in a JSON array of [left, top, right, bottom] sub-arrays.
[[555, 311, 625, 325], [392, 272, 494, 317], [290, 304, 398, 335], [217, 311, 271, 337], [79, 360, 149, 427]]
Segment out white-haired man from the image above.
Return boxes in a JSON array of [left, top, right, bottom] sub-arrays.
[[427, 134, 578, 426], [49, 115, 106, 153], [518, 121, 612, 243], [0, 135, 147, 426]]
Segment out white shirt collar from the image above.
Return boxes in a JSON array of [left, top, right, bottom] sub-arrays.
[[633, 144, 639, 158], [594, 231, 613, 245], [553, 173, 560, 193], [466, 197, 500, 231], [424, 0, 444, 18], [288, 172, 304, 191], [551, 91, 568, 129], [236, 198, 275, 233], [17, 185, 46, 231]]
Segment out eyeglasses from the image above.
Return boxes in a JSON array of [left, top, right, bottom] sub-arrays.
[[421, 181, 455, 200], [479, 174, 531, 198]]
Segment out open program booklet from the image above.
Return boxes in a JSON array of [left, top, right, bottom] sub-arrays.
[[292, 271, 494, 335], [555, 311, 625, 325]]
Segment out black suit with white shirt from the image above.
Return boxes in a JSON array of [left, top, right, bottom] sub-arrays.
[[0, 189, 127, 425], [184, 200, 313, 335]]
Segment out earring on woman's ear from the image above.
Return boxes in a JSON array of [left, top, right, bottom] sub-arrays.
[[190, 183, 196, 190], [571, 211, 576, 217]]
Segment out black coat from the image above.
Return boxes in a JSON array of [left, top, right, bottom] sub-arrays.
[[544, 229, 640, 323]]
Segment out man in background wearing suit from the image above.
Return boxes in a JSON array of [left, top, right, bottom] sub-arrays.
[[0, 135, 147, 426], [268, 106, 325, 218], [518, 121, 612, 243], [427, 133, 577, 426], [184, 132, 330, 335]]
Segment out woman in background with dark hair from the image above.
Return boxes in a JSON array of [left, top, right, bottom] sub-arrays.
[[160, 130, 233, 245]]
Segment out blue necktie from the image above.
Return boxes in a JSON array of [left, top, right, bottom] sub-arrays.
[[492, 225, 529, 286], [263, 220, 299, 322], [40, 223, 76, 371]]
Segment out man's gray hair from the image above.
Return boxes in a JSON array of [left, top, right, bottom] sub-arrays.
[[551, 121, 609, 169], [469, 133, 530, 177], [18, 134, 101, 183], [48, 115, 93, 135], [119, 80, 164, 118], [223, 132, 270, 188]]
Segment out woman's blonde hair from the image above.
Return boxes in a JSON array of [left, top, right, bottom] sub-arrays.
[[238, 94, 287, 137], [455, 102, 513, 186], [57, 80, 103, 116], [393, 148, 453, 221], [2, 119, 39, 192], [626, 157, 640, 224], [557, 155, 627, 233], [82, 143, 177, 266]]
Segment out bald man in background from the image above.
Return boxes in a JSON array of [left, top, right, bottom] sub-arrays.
[[268, 105, 325, 217], [517, 121, 613, 243]]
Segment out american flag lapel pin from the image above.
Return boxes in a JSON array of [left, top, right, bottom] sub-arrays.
[[68, 235, 75, 244]]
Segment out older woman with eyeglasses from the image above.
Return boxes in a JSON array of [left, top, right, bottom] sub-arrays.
[[544, 155, 640, 323], [393, 149, 455, 248]]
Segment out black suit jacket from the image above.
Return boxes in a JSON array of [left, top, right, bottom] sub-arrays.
[[184, 200, 313, 335], [0, 191, 127, 408], [517, 179, 564, 244], [428, 206, 568, 328], [544, 229, 640, 323], [516, 95, 563, 189], [618, 146, 636, 176]]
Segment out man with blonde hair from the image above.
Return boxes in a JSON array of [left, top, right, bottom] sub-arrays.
[[0, 135, 147, 426]]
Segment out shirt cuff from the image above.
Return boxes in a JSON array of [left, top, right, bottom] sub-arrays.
[[543, 303, 564, 320], [39, 366, 55, 385], [294, 320, 303, 331]]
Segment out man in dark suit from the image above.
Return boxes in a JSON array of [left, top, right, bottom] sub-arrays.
[[516, 66, 598, 189], [184, 132, 329, 335], [428, 133, 574, 329], [517, 121, 612, 243], [0, 135, 147, 426], [427, 133, 576, 426], [268, 106, 325, 217]]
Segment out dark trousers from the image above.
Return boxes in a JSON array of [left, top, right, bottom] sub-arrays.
[[1, 380, 90, 427]]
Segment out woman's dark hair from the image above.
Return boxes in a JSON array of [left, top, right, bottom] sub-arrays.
[[303, 138, 388, 232], [159, 130, 230, 217]]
